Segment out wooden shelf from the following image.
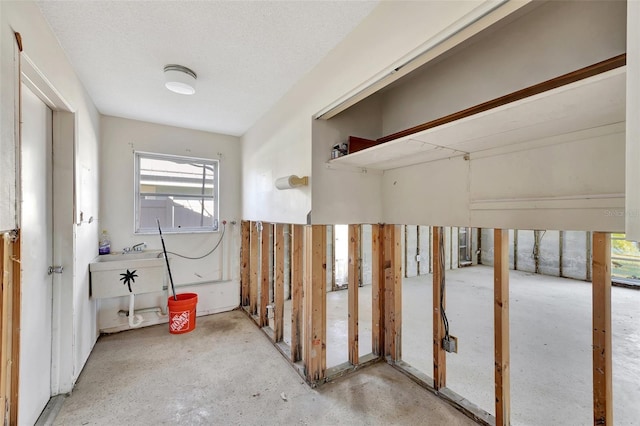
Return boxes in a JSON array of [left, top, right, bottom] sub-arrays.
[[329, 66, 625, 171]]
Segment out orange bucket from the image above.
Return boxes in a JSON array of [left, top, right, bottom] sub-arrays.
[[167, 293, 198, 334]]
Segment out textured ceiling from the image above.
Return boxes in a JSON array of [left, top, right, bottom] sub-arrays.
[[36, 1, 378, 136]]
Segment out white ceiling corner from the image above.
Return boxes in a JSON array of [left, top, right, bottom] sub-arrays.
[[36, 0, 379, 136]]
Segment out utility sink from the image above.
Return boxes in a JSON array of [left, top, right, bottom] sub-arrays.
[[89, 250, 166, 298]]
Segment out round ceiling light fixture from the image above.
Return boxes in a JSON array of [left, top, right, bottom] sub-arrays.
[[164, 64, 197, 95]]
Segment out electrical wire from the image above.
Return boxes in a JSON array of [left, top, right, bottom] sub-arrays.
[[439, 233, 450, 339], [165, 222, 226, 260]]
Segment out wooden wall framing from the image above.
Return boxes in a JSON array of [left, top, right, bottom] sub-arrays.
[[592, 232, 612, 425], [290, 225, 304, 362], [240, 221, 250, 307], [371, 225, 384, 356], [432, 226, 446, 390], [274, 224, 285, 342], [238, 222, 619, 426], [303, 225, 327, 382], [259, 222, 270, 327], [383, 224, 402, 361], [494, 229, 510, 426], [348, 224, 360, 365], [249, 221, 259, 316], [0, 231, 20, 425]]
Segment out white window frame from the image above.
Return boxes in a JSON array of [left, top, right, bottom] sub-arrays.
[[134, 151, 219, 234]]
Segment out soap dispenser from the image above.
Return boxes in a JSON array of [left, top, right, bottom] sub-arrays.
[[99, 230, 111, 255]]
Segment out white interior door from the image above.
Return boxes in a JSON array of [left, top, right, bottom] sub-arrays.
[[19, 83, 53, 425]]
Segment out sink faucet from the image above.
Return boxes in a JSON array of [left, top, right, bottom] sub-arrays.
[[132, 242, 147, 252], [123, 243, 147, 253]]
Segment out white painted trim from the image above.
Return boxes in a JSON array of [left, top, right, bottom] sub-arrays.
[[20, 54, 73, 113], [470, 194, 625, 211], [20, 55, 78, 395]]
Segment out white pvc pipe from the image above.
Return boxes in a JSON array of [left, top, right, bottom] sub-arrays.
[[128, 294, 144, 328]]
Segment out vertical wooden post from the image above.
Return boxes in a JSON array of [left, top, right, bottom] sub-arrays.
[[259, 222, 270, 327], [348, 224, 360, 365], [274, 224, 285, 342], [384, 224, 402, 361], [494, 228, 511, 426], [592, 232, 612, 425], [432, 226, 446, 390], [249, 221, 259, 316], [303, 225, 326, 382], [10, 232, 20, 426], [0, 234, 10, 420], [240, 221, 250, 307], [371, 224, 384, 356], [290, 224, 304, 362]]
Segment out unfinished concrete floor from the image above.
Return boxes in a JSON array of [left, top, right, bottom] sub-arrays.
[[286, 266, 639, 426], [54, 310, 476, 425]]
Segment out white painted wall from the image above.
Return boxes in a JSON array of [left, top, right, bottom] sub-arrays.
[[98, 116, 241, 332], [312, 95, 383, 224], [627, 1, 640, 241], [330, 0, 626, 231], [242, 1, 492, 224], [384, 125, 625, 231], [381, 0, 626, 136], [383, 156, 470, 226], [1, 1, 100, 394]]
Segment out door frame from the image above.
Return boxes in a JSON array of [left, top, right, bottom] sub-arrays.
[[20, 53, 77, 397]]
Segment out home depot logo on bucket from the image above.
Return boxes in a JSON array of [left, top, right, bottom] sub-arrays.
[[170, 311, 190, 332], [167, 293, 198, 334]]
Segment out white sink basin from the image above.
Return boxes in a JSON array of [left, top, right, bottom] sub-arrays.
[[89, 250, 166, 298]]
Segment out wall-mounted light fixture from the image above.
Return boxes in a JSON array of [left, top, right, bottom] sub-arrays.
[[164, 64, 197, 95], [275, 175, 308, 190]]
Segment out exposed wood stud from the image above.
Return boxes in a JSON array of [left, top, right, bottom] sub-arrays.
[[432, 226, 446, 390], [592, 232, 612, 425], [494, 228, 511, 426], [274, 224, 285, 342], [249, 221, 259, 316], [259, 222, 270, 327], [384, 224, 402, 361], [371, 224, 384, 356], [348, 224, 360, 365], [303, 225, 327, 382], [290, 225, 304, 363], [240, 221, 250, 307], [0, 234, 10, 421], [10, 232, 20, 426]]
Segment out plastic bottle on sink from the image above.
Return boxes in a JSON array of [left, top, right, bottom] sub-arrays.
[[99, 230, 111, 255]]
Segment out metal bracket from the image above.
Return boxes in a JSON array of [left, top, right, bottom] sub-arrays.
[[7, 229, 19, 242]]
